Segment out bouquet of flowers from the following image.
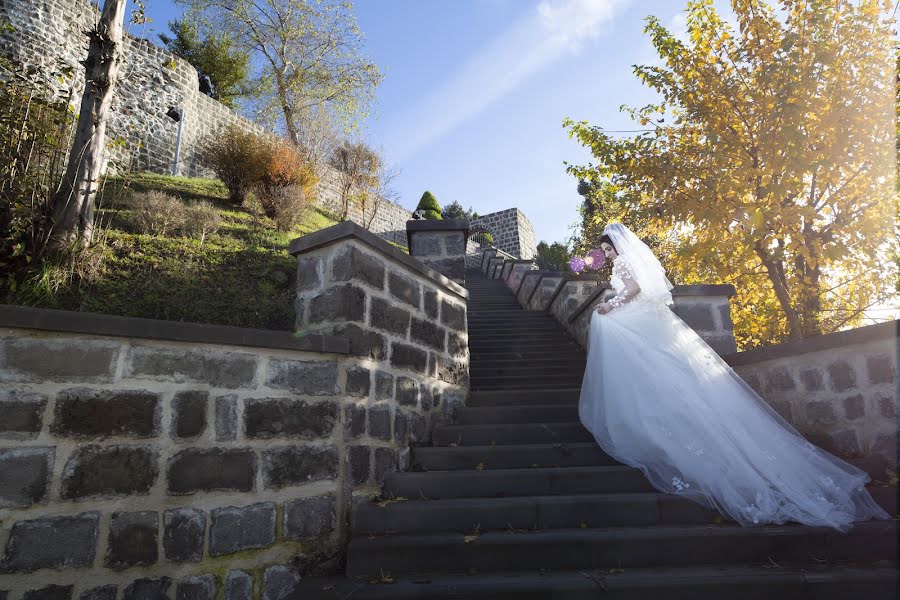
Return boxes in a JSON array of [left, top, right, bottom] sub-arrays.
[[568, 249, 606, 274]]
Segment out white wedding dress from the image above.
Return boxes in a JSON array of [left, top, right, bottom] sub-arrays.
[[579, 252, 890, 531]]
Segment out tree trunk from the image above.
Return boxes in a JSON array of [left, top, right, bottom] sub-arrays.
[[51, 0, 127, 248], [754, 243, 804, 340], [274, 72, 299, 146]]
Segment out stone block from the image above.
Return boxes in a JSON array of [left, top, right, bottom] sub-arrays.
[[374, 447, 398, 484], [427, 352, 438, 378], [420, 384, 435, 411], [866, 354, 895, 385], [827, 361, 857, 392], [348, 446, 370, 485], [877, 393, 895, 419], [52, 388, 160, 438], [332, 324, 385, 359], [424, 289, 438, 319], [0, 390, 47, 437], [308, 284, 366, 323], [443, 234, 465, 255], [843, 394, 865, 420], [344, 403, 367, 439], [167, 448, 256, 494], [265, 358, 339, 395], [375, 371, 394, 400], [768, 400, 793, 424], [126, 347, 257, 389], [106, 511, 158, 570], [394, 411, 409, 444], [437, 356, 469, 386], [368, 404, 392, 441], [717, 303, 734, 329], [62, 445, 158, 499], [1, 512, 98, 573], [176, 575, 216, 600], [370, 296, 411, 336], [673, 303, 716, 331], [805, 401, 837, 425], [0, 338, 118, 382], [79, 587, 117, 600], [262, 445, 339, 488], [810, 429, 862, 458], [440, 300, 466, 331], [209, 502, 276, 556], [390, 342, 428, 373], [123, 578, 172, 600], [244, 398, 338, 439], [0, 447, 51, 508], [799, 368, 825, 392], [173, 391, 208, 439], [263, 565, 301, 600], [388, 272, 421, 308], [345, 366, 371, 398], [410, 233, 442, 256], [426, 257, 466, 281], [215, 394, 238, 441], [764, 367, 795, 393], [410, 317, 446, 351], [332, 246, 386, 290], [872, 433, 897, 461], [163, 508, 204, 563], [24, 586, 72, 600], [284, 494, 336, 539], [396, 376, 419, 407], [741, 372, 763, 394], [296, 256, 321, 291], [224, 572, 253, 600], [409, 412, 429, 445], [448, 332, 467, 357]]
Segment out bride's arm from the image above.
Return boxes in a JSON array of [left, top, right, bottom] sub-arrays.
[[598, 259, 641, 312]]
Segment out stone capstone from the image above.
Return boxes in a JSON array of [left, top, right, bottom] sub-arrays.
[[209, 502, 276, 556]]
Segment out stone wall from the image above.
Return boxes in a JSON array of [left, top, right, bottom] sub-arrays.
[[406, 220, 469, 284], [726, 322, 897, 466], [471, 209, 536, 260]]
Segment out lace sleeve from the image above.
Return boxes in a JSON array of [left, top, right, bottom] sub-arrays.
[[607, 257, 641, 309]]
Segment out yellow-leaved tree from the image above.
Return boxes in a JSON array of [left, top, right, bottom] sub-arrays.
[[565, 0, 897, 348]]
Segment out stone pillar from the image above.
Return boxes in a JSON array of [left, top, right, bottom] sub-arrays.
[[672, 285, 738, 355], [406, 219, 470, 285]]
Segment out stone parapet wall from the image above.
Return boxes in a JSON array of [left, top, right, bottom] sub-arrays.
[[471, 209, 536, 260], [504, 261, 539, 294], [526, 274, 566, 311], [726, 322, 897, 466], [406, 220, 470, 284]]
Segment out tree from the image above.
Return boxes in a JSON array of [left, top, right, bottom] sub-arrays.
[[535, 241, 572, 272], [364, 157, 400, 230], [443, 200, 479, 221], [51, 0, 131, 247], [415, 191, 442, 220], [329, 141, 379, 221], [180, 0, 382, 143], [565, 0, 896, 346], [159, 19, 250, 107]]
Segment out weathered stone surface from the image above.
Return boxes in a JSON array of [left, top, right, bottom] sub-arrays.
[[768, 400, 793, 424], [741, 372, 762, 394], [799, 368, 825, 392], [123, 578, 172, 600], [106, 511, 158, 570], [717, 303, 733, 329], [263, 565, 302, 600], [176, 575, 215, 600], [375, 370, 394, 400], [224, 572, 253, 600], [368, 405, 392, 441], [437, 356, 469, 386], [396, 376, 419, 407], [332, 324, 385, 359], [245, 398, 338, 439], [370, 297, 411, 336], [391, 342, 428, 373], [126, 347, 257, 389], [877, 393, 895, 419], [810, 429, 862, 457], [79, 586, 117, 600], [331, 246, 386, 290], [0, 390, 47, 437], [448, 332, 467, 357], [872, 433, 897, 459], [427, 352, 438, 378], [52, 388, 160, 438], [62, 445, 158, 499], [262, 446, 339, 488], [673, 304, 716, 331], [805, 401, 837, 425], [394, 411, 409, 445], [374, 447, 398, 484], [265, 358, 339, 395], [409, 412, 428, 445], [424, 289, 438, 319], [348, 446, 370, 485], [843, 394, 865, 420], [420, 384, 434, 411], [410, 233, 442, 256], [866, 354, 895, 385], [215, 394, 238, 441], [284, 494, 336, 539], [173, 391, 208, 439], [308, 284, 366, 323], [210, 502, 276, 556], [1, 338, 118, 382], [344, 403, 366, 439], [443, 234, 465, 255], [388, 272, 421, 308], [827, 361, 857, 392], [410, 317, 446, 351], [1, 512, 98, 573], [23, 586, 72, 600], [345, 366, 371, 398], [440, 300, 466, 331], [296, 256, 322, 291], [765, 367, 795, 393], [422, 257, 465, 281], [0, 447, 51, 508], [163, 508, 204, 563], [167, 448, 256, 494]]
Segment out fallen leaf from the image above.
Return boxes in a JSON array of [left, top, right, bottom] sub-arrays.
[[375, 496, 408, 508], [369, 569, 395, 584], [475, 462, 486, 470]]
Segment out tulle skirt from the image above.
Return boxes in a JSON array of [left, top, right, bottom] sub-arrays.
[[579, 301, 890, 531]]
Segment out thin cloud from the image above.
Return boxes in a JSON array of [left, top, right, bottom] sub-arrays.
[[390, 0, 631, 160]]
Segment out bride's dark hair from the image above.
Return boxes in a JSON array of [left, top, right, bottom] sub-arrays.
[[599, 234, 617, 253]]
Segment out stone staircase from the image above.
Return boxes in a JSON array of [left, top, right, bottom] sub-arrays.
[[295, 269, 897, 598]]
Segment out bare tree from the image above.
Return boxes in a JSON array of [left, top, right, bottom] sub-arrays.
[[295, 105, 341, 175], [329, 140, 378, 222], [365, 158, 400, 231]]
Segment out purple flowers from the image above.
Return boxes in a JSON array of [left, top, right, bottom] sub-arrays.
[[569, 249, 606, 273]]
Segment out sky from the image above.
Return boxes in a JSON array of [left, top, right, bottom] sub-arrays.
[[132, 0, 692, 247]]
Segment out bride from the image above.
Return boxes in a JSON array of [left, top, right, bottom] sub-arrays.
[[579, 222, 889, 531]]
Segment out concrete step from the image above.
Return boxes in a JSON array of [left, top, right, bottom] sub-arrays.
[[382, 465, 653, 499], [470, 372, 585, 386], [346, 521, 898, 577], [469, 351, 586, 363], [433, 422, 593, 446], [277, 564, 900, 600], [411, 443, 615, 471], [455, 404, 580, 424], [353, 492, 719, 534], [469, 333, 575, 344], [468, 388, 581, 406], [469, 342, 582, 353], [470, 361, 586, 376], [471, 379, 585, 392]]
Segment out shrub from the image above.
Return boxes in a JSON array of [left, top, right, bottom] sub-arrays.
[[416, 191, 442, 220], [125, 191, 187, 236], [256, 140, 318, 229], [203, 126, 268, 205], [182, 201, 222, 244], [261, 185, 314, 232]]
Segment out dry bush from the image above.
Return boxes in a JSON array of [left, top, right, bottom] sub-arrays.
[[257, 139, 318, 218], [263, 185, 314, 232], [125, 191, 187, 236], [203, 125, 268, 205], [182, 201, 222, 245]]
